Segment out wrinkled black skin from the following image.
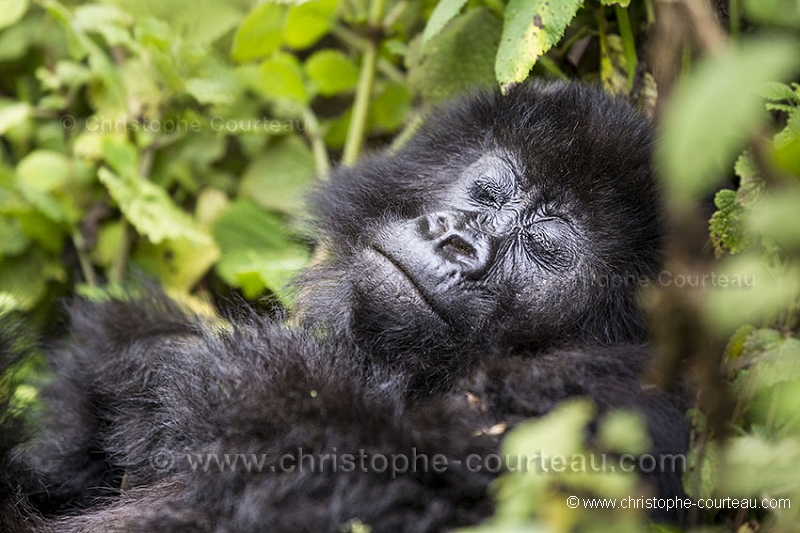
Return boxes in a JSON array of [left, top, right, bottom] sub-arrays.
[[0, 82, 688, 533]]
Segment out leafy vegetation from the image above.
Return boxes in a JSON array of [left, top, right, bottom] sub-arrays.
[[1, 0, 800, 531]]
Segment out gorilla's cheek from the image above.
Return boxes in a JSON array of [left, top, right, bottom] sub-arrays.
[[355, 248, 443, 318], [349, 245, 493, 335]]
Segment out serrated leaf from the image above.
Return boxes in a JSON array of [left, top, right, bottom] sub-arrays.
[[258, 52, 308, 106], [238, 135, 315, 213], [0, 0, 28, 30], [495, 0, 583, 91], [709, 189, 748, 257], [684, 442, 719, 500], [743, 329, 800, 390], [284, 0, 337, 50], [407, 7, 501, 105], [760, 81, 800, 103], [774, 108, 800, 177], [421, 0, 468, 48], [231, 2, 285, 62], [660, 38, 800, 202], [305, 50, 358, 97], [98, 167, 210, 245]]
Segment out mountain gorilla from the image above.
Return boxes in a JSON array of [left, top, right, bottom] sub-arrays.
[[0, 81, 687, 532]]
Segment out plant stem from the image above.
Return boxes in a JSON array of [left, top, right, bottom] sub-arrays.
[[615, 5, 638, 90], [342, 0, 386, 166], [72, 230, 98, 287], [303, 107, 331, 178]]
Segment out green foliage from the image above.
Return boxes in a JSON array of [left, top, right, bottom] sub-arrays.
[[495, 0, 583, 91], [659, 38, 800, 203], [709, 189, 748, 257]]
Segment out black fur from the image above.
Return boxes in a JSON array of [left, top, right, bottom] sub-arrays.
[[0, 81, 687, 532]]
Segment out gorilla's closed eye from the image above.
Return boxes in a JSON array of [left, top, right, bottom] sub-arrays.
[[469, 178, 511, 209]]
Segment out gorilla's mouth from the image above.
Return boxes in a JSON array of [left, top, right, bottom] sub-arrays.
[[368, 247, 442, 319]]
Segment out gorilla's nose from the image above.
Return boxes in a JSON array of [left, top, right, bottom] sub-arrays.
[[417, 212, 493, 279]]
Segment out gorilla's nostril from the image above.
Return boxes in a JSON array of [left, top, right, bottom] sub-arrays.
[[440, 235, 477, 259]]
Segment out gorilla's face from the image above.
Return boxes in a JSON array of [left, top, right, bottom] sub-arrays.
[[350, 152, 591, 352], [304, 82, 661, 367]]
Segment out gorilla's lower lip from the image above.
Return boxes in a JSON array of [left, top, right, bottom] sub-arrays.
[[368, 247, 442, 318]]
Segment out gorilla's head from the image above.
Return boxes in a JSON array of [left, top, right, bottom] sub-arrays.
[[300, 82, 661, 377]]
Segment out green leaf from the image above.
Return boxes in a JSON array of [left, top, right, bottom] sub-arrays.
[[16, 150, 72, 193], [90, 220, 124, 267], [773, 108, 800, 177], [597, 410, 650, 455], [743, 328, 800, 390], [98, 167, 211, 245], [213, 200, 309, 301], [747, 186, 800, 250], [238, 135, 315, 213], [16, 211, 65, 253], [284, 0, 338, 50], [369, 82, 412, 132], [722, 434, 800, 497], [407, 7, 502, 105], [15, 150, 86, 225], [305, 50, 358, 97], [133, 235, 220, 293], [742, 0, 800, 27], [760, 81, 800, 103], [73, 4, 134, 48], [258, 52, 308, 106], [600, 0, 631, 6], [231, 2, 285, 62], [0, 102, 30, 135], [709, 189, 749, 257], [0, 216, 29, 256], [101, 136, 139, 177], [705, 254, 800, 332], [0, 248, 65, 311], [185, 77, 236, 105], [723, 324, 756, 364], [104, 0, 244, 45], [421, 0, 468, 48], [495, 0, 583, 91], [0, 0, 28, 30], [660, 38, 800, 202]]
